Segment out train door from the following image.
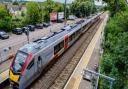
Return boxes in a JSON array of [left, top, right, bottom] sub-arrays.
[[37, 56, 42, 73], [64, 35, 69, 49]]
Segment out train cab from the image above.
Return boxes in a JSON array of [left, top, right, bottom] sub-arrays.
[[9, 50, 32, 89]]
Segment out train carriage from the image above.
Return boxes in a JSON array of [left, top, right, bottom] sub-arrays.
[[9, 12, 102, 89]]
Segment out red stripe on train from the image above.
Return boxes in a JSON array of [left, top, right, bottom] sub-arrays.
[[20, 53, 32, 76], [64, 34, 69, 49]]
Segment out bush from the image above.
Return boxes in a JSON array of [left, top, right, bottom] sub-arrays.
[[25, 2, 43, 25], [70, 1, 96, 17], [0, 5, 12, 32], [99, 10, 128, 89], [13, 1, 19, 5]]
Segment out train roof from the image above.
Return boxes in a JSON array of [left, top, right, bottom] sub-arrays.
[[19, 13, 101, 54]]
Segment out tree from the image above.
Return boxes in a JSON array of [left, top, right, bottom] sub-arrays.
[[70, 0, 96, 17], [45, 0, 54, 13], [0, 5, 12, 31], [13, 1, 19, 5], [103, 0, 127, 16], [41, 0, 64, 22], [22, 2, 26, 5], [43, 12, 50, 22], [53, 2, 64, 12], [99, 9, 128, 89], [25, 2, 43, 24]]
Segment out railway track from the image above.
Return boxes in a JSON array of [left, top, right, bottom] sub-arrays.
[[27, 17, 103, 89], [1, 14, 104, 89], [49, 20, 103, 89]]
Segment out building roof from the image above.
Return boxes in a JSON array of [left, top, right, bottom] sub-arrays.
[[6, 4, 26, 13]]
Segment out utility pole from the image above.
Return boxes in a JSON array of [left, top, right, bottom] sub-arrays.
[[64, 0, 67, 26], [91, 0, 94, 15], [24, 29, 30, 44]]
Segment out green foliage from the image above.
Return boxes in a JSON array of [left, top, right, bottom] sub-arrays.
[[43, 12, 50, 22], [70, 0, 96, 17], [103, 0, 127, 16], [53, 3, 64, 12], [42, 1, 64, 22], [99, 10, 128, 89], [0, 5, 12, 31], [25, 2, 43, 24], [25, 1, 64, 23], [13, 1, 19, 5], [22, 2, 26, 5], [11, 15, 25, 29]]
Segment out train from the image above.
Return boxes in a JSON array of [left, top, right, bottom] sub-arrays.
[[9, 12, 102, 89]]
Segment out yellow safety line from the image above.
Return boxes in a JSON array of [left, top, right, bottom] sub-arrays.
[[64, 12, 109, 89], [0, 69, 9, 84]]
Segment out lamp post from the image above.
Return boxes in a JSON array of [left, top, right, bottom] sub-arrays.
[[91, 0, 94, 15], [64, 0, 67, 26]]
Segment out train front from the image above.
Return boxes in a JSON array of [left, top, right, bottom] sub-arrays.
[[9, 50, 31, 89]]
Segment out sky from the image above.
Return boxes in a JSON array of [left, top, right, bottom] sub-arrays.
[[25, 0, 74, 3]]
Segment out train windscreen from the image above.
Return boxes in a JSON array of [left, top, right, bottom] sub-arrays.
[[12, 51, 28, 73]]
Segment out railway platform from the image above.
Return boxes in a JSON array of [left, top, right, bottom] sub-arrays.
[[64, 12, 109, 89], [0, 59, 11, 84], [0, 69, 9, 84]]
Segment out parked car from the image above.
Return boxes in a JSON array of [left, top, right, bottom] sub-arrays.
[[12, 28, 23, 35], [68, 15, 77, 20], [57, 19, 64, 23], [35, 23, 43, 29], [43, 22, 51, 27], [27, 25, 35, 31], [22, 27, 29, 32], [0, 31, 9, 39]]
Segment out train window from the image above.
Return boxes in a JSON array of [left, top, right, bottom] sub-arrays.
[[69, 35, 72, 42], [72, 33, 75, 38], [79, 30, 81, 34], [27, 59, 34, 70], [84, 25, 86, 29], [69, 33, 76, 42], [60, 41, 64, 48], [12, 51, 28, 73], [38, 56, 42, 61], [54, 44, 60, 54], [54, 41, 64, 54], [76, 30, 79, 35]]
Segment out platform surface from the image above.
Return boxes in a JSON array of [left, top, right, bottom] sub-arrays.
[[0, 59, 11, 84], [0, 69, 9, 84], [64, 12, 109, 89]]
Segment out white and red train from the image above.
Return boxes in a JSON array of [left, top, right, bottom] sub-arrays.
[[9, 12, 102, 89]]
